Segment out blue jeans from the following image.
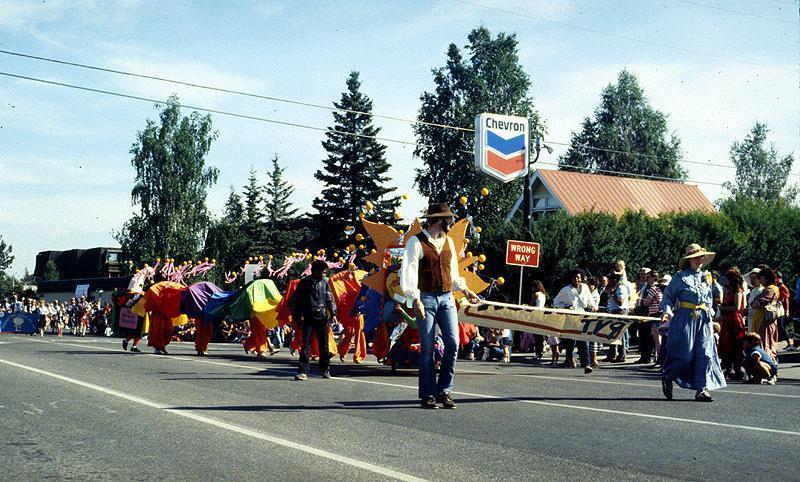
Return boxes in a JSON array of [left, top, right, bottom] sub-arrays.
[[417, 291, 459, 399], [270, 328, 284, 348]]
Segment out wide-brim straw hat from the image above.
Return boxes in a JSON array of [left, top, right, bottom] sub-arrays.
[[744, 268, 761, 288], [421, 202, 456, 219], [679, 244, 715, 270]]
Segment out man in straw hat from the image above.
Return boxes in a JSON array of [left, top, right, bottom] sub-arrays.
[[659, 244, 726, 401], [401, 202, 479, 409]]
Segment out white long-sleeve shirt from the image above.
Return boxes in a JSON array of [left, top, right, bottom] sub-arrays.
[[553, 283, 597, 312], [400, 229, 468, 302]]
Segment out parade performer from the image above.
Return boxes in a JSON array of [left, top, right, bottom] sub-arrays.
[[400, 202, 478, 409], [289, 260, 339, 380], [553, 269, 598, 374], [243, 316, 278, 357], [193, 318, 213, 356], [330, 269, 368, 363], [180, 281, 223, 356], [660, 244, 726, 402], [144, 282, 185, 355]]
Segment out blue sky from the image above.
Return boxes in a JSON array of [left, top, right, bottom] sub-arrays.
[[0, 0, 797, 276]]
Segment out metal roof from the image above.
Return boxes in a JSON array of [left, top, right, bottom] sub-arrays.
[[535, 169, 716, 217]]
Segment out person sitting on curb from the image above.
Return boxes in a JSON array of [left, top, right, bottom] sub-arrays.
[[741, 332, 778, 385]]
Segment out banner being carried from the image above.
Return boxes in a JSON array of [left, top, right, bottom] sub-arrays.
[[459, 300, 658, 344]]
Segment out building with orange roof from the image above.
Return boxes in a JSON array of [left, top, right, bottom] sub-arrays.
[[515, 169, 716, 220]]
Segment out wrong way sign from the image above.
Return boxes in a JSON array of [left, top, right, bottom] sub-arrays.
[[505, 240, 540, 268]]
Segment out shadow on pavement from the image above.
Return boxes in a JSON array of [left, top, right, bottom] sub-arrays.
[[166, 394, 679, 412]]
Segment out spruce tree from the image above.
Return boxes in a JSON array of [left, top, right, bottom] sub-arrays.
[[312, 71, 400, 243], [263, 154, 304, 257], [203, 186, 247, 273], [242, 167, 266, 256], [264, 154, 298, 224]]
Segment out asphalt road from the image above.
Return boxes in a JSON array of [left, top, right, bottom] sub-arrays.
[[1, 335, 798, 481]]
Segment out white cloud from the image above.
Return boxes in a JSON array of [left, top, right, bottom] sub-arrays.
[[255, 2, 286, 18], [103, 54, 268, 107], [536, 60, 800, 192]]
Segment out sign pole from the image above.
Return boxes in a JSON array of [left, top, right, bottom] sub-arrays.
[[518, 266, 524, 305]]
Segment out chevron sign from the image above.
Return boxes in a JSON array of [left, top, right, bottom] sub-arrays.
[[474, 113, 529, 182]]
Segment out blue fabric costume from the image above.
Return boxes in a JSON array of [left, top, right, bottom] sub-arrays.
[[660, 269, 726, 392]]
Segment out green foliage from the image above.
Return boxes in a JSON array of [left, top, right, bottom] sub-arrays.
[[263, 155, 306, 259], [718, 196, 800, 271], [723, 122, 797, 202], [481, 199, 800, 298], [559, 70, 686, 181], [264, 154, 298, 224], [242, 167, 267, 255], [312, 71, 400, 243], [204, 187, 248, 274], [41, 260, 60, 281], [115, 95, 219, 265], [0, 235, 13, 273], [414, 26, 543, 225]]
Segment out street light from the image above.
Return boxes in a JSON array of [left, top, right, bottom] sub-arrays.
[[522, 136, 552, 235]]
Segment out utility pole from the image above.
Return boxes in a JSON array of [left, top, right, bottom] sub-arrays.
[[522, 136, 542, 235]]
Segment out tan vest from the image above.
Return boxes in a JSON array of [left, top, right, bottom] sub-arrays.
[[417, 232, 453, 293]]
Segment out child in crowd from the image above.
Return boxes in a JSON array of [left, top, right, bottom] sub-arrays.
[[548, 334, 560, 365], [741, 332, 778, 385]]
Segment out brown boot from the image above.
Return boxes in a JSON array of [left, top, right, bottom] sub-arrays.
[[590, 352, 599, 368]]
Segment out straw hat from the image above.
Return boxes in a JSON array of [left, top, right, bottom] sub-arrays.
[[678, 244, 715, 270], [744, 268, 761, 288]]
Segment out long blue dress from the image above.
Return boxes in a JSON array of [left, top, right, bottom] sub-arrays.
[[660, 269, 726, 392]]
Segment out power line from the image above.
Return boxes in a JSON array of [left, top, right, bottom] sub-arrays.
[[3, 48, 794, 176], [0, 49, 472, 134], [454, 0, 795, 73], [0, 49, 772, 173], [0, 71, 421, 147], [674, 0, 798, 24], [0, 70, 794, 193]]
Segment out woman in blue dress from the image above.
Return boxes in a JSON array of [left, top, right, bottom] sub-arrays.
[[660, 244, 726, 402]]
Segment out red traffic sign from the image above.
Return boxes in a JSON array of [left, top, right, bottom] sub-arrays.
[[505, 240, 540, 267]]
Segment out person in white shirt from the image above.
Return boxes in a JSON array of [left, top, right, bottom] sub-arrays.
[[604, 273, 630, 363], [400, 202, 478, 409], [553, 269, 598, 374]]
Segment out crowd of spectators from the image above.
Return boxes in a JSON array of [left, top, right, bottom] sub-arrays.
[[494, 261, 797, 385], [3, 262, 796, 385], [1, 294, 112, 337]]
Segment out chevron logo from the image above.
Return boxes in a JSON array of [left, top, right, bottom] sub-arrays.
[[487, 131, 526, 156], [474, 113, 529, 182]]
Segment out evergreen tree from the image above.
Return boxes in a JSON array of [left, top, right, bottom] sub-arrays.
[[115, 95, 219, 264], [264, 154, 298, 224], [263, 155, 305, 258], [559, 70, 686, 181], [204, 187, 247, 273], [242, 167, 266, 256], [223, 186, 245, 223], [312, 71, 400, 242], [723, 122, 797, 202], [414, 27, 543, 223]]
